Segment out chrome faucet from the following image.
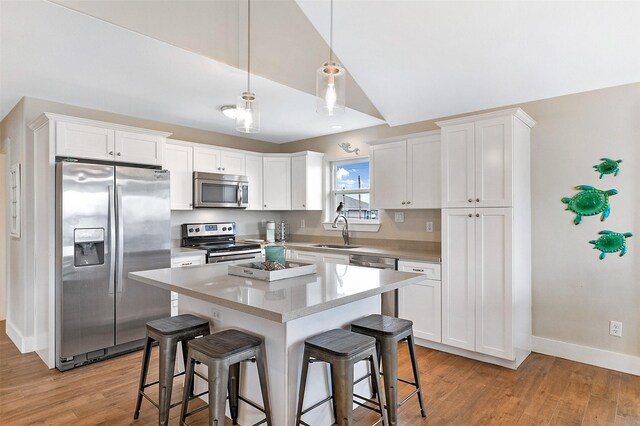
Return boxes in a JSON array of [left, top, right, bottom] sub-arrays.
[[332, 202, 350, 245]]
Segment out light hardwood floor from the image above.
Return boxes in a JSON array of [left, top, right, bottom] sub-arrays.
[[0, 321, 638, 425]]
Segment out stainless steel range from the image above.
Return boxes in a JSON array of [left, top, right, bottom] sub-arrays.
[[181, 222, 262, 264]]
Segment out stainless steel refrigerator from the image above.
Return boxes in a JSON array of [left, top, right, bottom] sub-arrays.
[[56, 160, 171, 371]]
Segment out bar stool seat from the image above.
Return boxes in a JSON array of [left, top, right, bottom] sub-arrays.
[[296, 328, 388, 426], [180, 329, 272, 426], [133, 314, 211, 426], [351, 314, 426, 426]]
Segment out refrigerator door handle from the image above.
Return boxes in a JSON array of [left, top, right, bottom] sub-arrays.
[[116, 185, 124, 293], [108, 185, 116, 295]]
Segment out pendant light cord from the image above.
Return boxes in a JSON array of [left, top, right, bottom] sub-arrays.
[[329, 0, 333, 63], [247, 0, 251, 92]]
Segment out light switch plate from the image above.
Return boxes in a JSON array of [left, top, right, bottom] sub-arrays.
[[426, 222, 434, 232], [394, 212, 405, 223]]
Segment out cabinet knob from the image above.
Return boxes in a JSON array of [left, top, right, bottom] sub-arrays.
[[468, 213, 473, 217], [407, 201, 411, 205], [468, 198, 473, 202], [222, 167, 226, 171], [401, 201, 406, 205], [476, 198, 480, 202], [476, 213, 480, 217], [302, 204, 305, 207], [264, 204, 267, 208], [217, 167, 221, 171], [116, 152, 121, 156], [109, 151, 114, 155]]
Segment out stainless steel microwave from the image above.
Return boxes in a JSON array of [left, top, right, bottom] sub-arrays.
[[193, 172, 249, 208]]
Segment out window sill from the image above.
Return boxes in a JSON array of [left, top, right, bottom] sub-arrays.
[[322, 222, 381, 233]]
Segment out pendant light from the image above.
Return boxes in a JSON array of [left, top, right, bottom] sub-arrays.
[[236, 0, 260, 133], [316, 0, 345, 116]]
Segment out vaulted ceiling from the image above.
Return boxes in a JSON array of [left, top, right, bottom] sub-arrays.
[[1, 1, 638, 144]]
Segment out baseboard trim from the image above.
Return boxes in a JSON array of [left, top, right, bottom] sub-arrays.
[[532, 336, 640, 376], [413, 337, 527, 370], [5, 320, 35, 353]]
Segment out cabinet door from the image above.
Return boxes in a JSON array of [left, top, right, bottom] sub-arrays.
[[370, 140, 407, 209], [220, 150, 245, 175], [407, 134, 440, 208], [263, 157, 291, 210], [291, 155, 307, 210], [245, 154, 263, 210], [441, 123, 475, 208], [398, 279, 441, 343], [193, 146, 221, 173], [475, 208, 513, 360], [475, 116, 513, 207], [441, 208, 475, 351], [115, 131, 164, 166], [56, 122, 115, 161], [164, 143, 193, 210]]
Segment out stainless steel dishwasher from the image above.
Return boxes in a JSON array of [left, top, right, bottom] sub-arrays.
[[349, 254, 399, 317]]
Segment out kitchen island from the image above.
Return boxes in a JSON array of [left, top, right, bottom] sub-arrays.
[[130, 262, 423, 425]]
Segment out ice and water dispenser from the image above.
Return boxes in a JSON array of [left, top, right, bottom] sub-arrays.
[[74, 228, 105, 267]]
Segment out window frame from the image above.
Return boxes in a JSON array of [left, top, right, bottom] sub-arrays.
[[329, 157, 379, 224]]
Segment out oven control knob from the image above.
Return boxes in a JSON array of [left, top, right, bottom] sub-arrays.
[[222, 227, 227, 231], [195, 228, 200, 232], [189, 228, 194, 233]]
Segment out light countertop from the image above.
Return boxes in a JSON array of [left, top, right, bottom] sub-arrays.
[[284, 242, 441, 263], [129, 262, 423, 323]]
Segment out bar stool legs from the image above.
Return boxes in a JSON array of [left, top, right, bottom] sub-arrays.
[[133, 336, 153, 420], [407, 332, 426, 417]]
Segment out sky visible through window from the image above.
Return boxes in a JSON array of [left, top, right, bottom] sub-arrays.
[[335, 161, 370, 190]]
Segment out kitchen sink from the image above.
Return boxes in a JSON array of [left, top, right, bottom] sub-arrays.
[[310, 244, 360, 249]]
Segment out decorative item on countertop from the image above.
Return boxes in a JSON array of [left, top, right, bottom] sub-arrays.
[[589, 230, 632, 260], [263, 260, 285, 271], [593, 158, 622, 179], [338, 142, 360, 155], [228, 261, 317, 281], [276, 220, 288, 242], [561, 185, 618, 225], [265, 221, 275, 243], [265, 244, 286, 266]]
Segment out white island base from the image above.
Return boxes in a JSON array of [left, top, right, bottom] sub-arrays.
[[180, 294, 380, 426]]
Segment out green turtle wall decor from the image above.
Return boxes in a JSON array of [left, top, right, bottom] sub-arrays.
[[593, 158, 622, 179], [561, 185, 618, 225], [589, 230, 632, 259]]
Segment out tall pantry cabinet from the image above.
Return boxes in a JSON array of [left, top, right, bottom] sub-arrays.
[[438, 108, 535, 369]]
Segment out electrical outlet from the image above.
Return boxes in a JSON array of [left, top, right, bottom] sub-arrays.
[[426, 221, 434, 232], [211, 309, 221, 321], [301, 219, 305, 228], [394, 212, 405, 223], [610, 321, 622, 337]]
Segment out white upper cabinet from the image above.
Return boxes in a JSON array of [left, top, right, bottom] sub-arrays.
[[263, 156, 291, 210], [370, 131, 440, 209], [55, 118, 167, 166], [164, 141, 193, 210], [245, 154, 263, 210], [439, 109, 533, 208], [291, 152, 324, 210], [56, 122, 115, 161], [193, 146, 245, 175]]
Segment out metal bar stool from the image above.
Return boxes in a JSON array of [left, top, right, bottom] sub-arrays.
[[295, 328, 388, 426], [350, 314, 426, 426], [134, 314, 211, 425], [180, 329, 272, 426]]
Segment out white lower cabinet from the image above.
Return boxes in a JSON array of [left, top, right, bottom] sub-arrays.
[[442, 208, 515, 360], [287, 250, 349, 265], [170, 254, 206, 316], [398, 260, 442, 343]]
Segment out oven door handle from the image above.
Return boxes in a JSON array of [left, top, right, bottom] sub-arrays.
[[350, 261, 394, 269], [210, 255, 259, 263], [209, 248, 262, 257]]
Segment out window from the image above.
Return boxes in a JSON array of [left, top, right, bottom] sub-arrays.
[[331, 159, 378, 222]]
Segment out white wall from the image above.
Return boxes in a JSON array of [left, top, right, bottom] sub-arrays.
[[0, 151, 6, 321]]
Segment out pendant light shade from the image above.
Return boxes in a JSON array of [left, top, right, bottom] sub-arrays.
[[316, 0, 345, 116], [236, 0, 259, 133], [236, 91, 260, 133], [316, 61, 345, 116]]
